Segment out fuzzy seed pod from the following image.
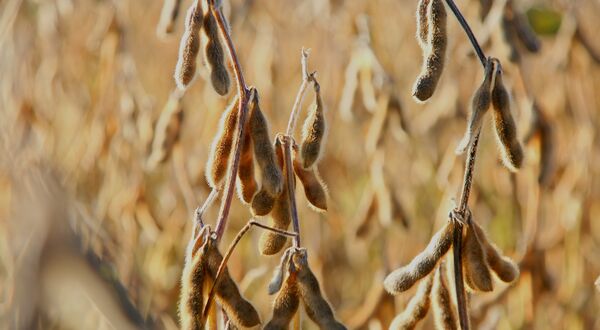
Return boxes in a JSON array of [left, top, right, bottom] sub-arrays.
[[202, 8, 230, 95], [462, 218, 493, 292], [251, 188, 276, 216], [490, 60, 524, 171], [157, 0, 183, 36], [147, 92, 184, 169], [205, 95, 239, 188], [205, 239, 261, 328], [456, 58, 494, 154], [293, 149, 328, 212], [259, 139, 291, 255], [431, 264, 458, 330], [389, 274, 433, 330], [416, 0, 431, 49], [471, 221, 519, 283], [250, 92, 284, 197], [179, 230, 209, 330], [292, 250, 347, 330], [174, 1, 203, 90], [268, 249, 294, 295], [236, 112, 257, 204], [524, 103, 554, 187], [384, 221, 454, 294], [412, 0, 447, 103], [300, 83, 326, 168], [264, 272, 300, 330]]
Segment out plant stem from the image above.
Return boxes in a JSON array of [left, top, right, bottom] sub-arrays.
[[457, 130, 481, 213], [281, 135, 302, 247], [444, 0, 487, 67], [452, 221, 469, 330], [209, 2, 250, 241], [201, 220, 297, 324]]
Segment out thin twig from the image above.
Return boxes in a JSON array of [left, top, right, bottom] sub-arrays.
[[208, 1, 251, 241], [286, 48, 313, 136], [201, 220, 297, 324], [444, 0, 487, 67], [281, 135, 302, 247], [452, 220, 469, 330], [457, 130, 481, 213], [195, 188, 219, 230]]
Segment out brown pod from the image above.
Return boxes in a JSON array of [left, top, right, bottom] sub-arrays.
[[202, 8, 230, 95], [249, 92, 283, 197], [384, 221, 454, 294], [147, 92, 184, 169], [462, 217, 493, 292], [292, 149, 328, 212], [174, 1, 203, 90], [268, 249, 294, 295], [292, 250, 347, 330], [236, 110, 257, 204], [490, 59, 524, 172], [205, 95, 239, 188], [251, 188, 276, 216], [259, 139, 291, 255], [205, 239, 261, 328], [513, 6, 540, 53], [389, 274, 433, 330], [179, 231, 209, 330], [501, 6, 521, 63], [416, 0, 432, 49], [300, 82, 326, 168], [264, 272, 300, 330], [524, 103, 554, 187], [431, 264, 458, 330], [157, 0, 183, 36], [456, 58, 494, 154], [412, 0, 447, 103], [471, 221, 519, 283]]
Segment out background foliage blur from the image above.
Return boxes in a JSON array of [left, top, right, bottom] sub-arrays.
[[1, 0, 600, 329]]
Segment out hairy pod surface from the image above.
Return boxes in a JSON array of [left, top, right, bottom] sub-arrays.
[[292, 250, 346, 330], [205, 239, 261, 328], [268, 249, 293, 295], [264, 272, 300, 330], [384, 221, 454, 294], [389, 274, 433, 330], [249, 93, 283, 197], [462, 218, 493, 292], [491, 60, 524, 171], [251, 188, 276, 216], [412, 0, 447, 103], [456, 58, 494, 154], [179, 231, 209, 330], [259, 139, 291, 255], [416, 0, 432, 49], [157, 0, 183, 36], [300, 83, 326, 168], [472, 221, 519, 283], [174, 1, 203, 90], [202, 7, 230, 95], [432, 264, 458, 330], [236, 112, 257, 204], [292, 149, 327, 212], [206, 95, 239, 188], [148, 92, 184, 168]]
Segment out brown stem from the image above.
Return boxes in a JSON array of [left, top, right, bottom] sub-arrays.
[[201, 220, 297, 324], [286, 48, 313, 136], [208, 1, 251, 241], [281, 135, 302, 247], [444, 0, 487, 67], [457, 130, 481, 213], [452, 221, 469, 330]]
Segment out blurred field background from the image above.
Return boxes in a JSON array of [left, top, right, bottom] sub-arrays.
[[1, 0, 600, 329]]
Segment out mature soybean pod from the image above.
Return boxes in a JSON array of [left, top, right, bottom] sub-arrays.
[[412, 0, 447, 102], [205, 95, 239, 188], [174, 1, 203, 90], [300, 82, 326, 168], [431, 264, 458, 330], [472, 221, 519, 283], [264, 272, 300, 330], [236, 111, 257, 205], [179, 233, 209, 330], [462, 217, 493, 292], [202, 7, 230, 95], [389, 274, 433, 330], [490, 59, 524, 171], [384, 221, 454, 294], [293, 149, 328, 212], [416, 0, 432, 49]]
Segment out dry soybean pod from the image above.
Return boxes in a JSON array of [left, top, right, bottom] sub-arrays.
[[250, 91, 283, 197], [174, 1, 203, 90], [389, 274, 433, 330], [431, 264, 458, 330], [179, 228, 210, 330], [147, 91, 184, 169], [205, 239, 261, 328], [416, 0, 431, 49], [471, 221, 519, 283], [412, 0, 447, 103], [490, 59, 524, 171], [259, 138, 291, 255], [157, 0, 183, 36], [384, 221, 454, 294], [524, 103, 554, 187], [236, 107, 257, 204], [512, 4, 540, 53], [462, 215, 493, 292], [292, 250, 346, 330], [264, 272, 300, 330], [268, 248, 294, 295], [205, 94, 239, 189], [202, 5, 230, 95], [456, 57, 494, 155], [292, 148, 327, 212], [300, 81, 326, 169], [251, 188, 276, 216]]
